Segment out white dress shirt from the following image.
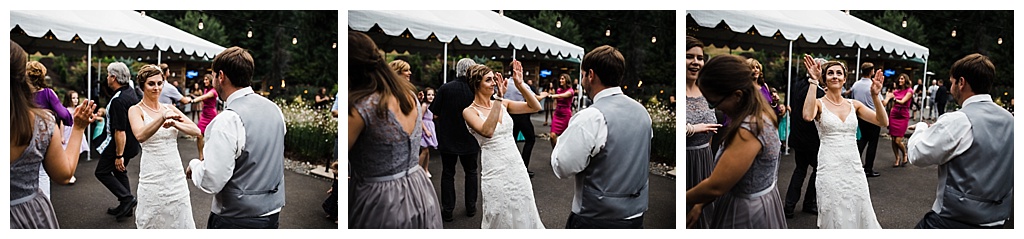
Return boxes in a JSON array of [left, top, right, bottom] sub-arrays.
[[551, 87, 650, 219], [189, 87, 285, 216], [907, 95, 987, 167]]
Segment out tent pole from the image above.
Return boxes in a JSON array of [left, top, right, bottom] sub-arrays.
[[921, 57, 929, 121], [444, 42, 448, 84], [157, 50, 161, 65], [87, 44, 93, 162], [855, 48, 862, 81], [784, 40, 793, 153]]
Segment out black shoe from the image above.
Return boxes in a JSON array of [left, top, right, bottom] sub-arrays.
[[114, 198, 137, 221], [803, 206, 818, 215], [528, 171, 536, 178], [441, 210, 453, 222], [466, 206, 477, 217], [106, 207, 117, 215], [784, 206, 795, 219], [865, 171, 880, 177]]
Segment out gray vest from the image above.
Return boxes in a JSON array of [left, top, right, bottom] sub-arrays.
[[936, 100, 1013, 225], [213, 92, 287, 217], [575, 93, 651, 219]]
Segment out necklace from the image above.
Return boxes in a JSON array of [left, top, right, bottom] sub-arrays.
[[471, 101, 491, 109], [141, 100, 161, 113], [824, 96, 845, 106]]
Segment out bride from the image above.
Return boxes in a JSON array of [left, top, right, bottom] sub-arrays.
[[127, 65, 202, 229], [800, 54, 887, 229], [463, 60, 547, 229]]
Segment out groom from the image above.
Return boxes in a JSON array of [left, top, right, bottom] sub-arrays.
[[187, 46, 287, 229], [552, 45, 651, 229], [907, 53, 1013, 229]]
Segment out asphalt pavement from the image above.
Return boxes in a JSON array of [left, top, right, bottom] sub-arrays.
[[424, 112, 677, 229], [49, 137, 337, 229]]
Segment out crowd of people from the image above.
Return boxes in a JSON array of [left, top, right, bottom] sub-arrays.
[[347, 30, 654, 229], [10, 40, 302, 229], [684, 36, 1014, 229]]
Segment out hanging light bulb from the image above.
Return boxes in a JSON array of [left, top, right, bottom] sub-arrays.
[[247, 27, 253, 38], [901, 16, 907, 28], [292, 34, 298, 45], [998, 35, 1003, 45], [651, 35, 657, 44], [333, 42, 337, 49], [605, 26, 611, 37], [198, 18, 204, 30], [556, 17, 562, 28], [951, 26, 957, 38]]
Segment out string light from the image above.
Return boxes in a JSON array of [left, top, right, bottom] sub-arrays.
[[951, 26, 957, 38], [332, 42, 337, 49], [292, 34, 298, 45], [998, 35, 1003, 45], [198, 18, 204, 30], [556, 17, 561, 28], [651, 35, 657, 44], [902, 16, 907, 28], [605, 26, 611, 37], [247, 27, 253, 38]]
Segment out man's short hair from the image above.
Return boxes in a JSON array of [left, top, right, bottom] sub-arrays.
[[860, 62, 874, 77], [950, 53, 995, 94], [581, 45, 625, 87], [212, 46, 255, 88], [159, 63, 170, 75], [456, 58, 476, 78]]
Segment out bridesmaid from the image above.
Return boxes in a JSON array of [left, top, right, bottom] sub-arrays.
[[684, 36, 721, 229]]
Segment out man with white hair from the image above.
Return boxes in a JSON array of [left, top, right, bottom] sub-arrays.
[[430, 58, 481, 222], [96, 61, 142, 221]]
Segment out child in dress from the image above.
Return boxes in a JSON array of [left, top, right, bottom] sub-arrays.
[[419, 87, 438, 178]]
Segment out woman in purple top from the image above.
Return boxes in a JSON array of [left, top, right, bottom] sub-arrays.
[[27, 60, 74, 194], [191, 73, 219, 160], [548, 73, 575, 148], [748, 58, 785, 117]]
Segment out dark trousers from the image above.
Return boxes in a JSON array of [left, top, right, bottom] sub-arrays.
[[440, 152, 479, 212], [565, 212, 644, 229], [208, 212, 280, 229], [914, 211, 1002, 229], [937, 99, 948, 116], [856, 119, 881, 173], [95, 154, 134, 202], [785, 145, 818, 210], [509, 113, 536, 170]]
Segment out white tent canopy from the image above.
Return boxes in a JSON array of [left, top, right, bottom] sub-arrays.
[[349, 10, 584, 60], [11, 10, 227, 60], [687, 10, 929, 59]]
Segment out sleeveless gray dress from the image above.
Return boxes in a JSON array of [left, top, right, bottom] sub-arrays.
[[10, 113, 60, 229], [349, 93, 443, 229]]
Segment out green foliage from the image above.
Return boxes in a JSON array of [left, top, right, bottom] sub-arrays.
[[279, 99, 338, 164], [645, 100, 676, 165], [174, 11, 230, 47]]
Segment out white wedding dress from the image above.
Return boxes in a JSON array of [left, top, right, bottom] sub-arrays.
[[136, 109, 196, 229], [813, 99, 882, 229], [468, 106, 545, 229]]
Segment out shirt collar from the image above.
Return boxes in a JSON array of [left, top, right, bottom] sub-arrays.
[[963, 94, 992, 106], [593, 87, 623, 103], [225, 87, 254, 107]]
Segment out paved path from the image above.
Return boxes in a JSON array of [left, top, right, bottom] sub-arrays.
[[50, 137, 337, 229], [424, 112, 677, 229], [776, 117, 1013, 229]]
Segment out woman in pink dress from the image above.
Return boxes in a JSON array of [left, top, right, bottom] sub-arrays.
[[548, 73, 575, 147], [191, 73, 219, 160], [885, 73, 913, 167]]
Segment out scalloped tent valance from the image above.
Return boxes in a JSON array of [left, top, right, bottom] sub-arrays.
[[687, 10, 929, 59], [11, 10, 227, 60], [349, 10, 584, 59]]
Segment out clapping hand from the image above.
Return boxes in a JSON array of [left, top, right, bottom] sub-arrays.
[[72, 99, 98, 127], [494, 72, 508, 99], [161, 106, 182, 128], [802, 54, 822, 82], [511, 59, 524, 85], [870, 69, 884, 95]]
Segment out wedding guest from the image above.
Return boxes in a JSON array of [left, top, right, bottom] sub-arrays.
[[883, 73, 913, 167], [315, 87, 333, 109], [683, 36, 720, 228], [504, 70, 548, 178], [553, 45, 651, 229], [850, 62, 883, 177], [687, 54, 785, 229], [28, 60, 73, 197], [547, 73, 575, 148], [191, 73, 219, 160], [783, 58, 826, 219], [430, 58, 481, 222], [96, 61, 142, 222], [346, 31, 442, 228], [419, 87, 438, 178], [908, 53, 1013, 229], [157, 63, 192, 110], [128, 64, 201, 228], [62, 90, 90, 172], [11, 40, 96, 229], [390, 59, 412, 81]]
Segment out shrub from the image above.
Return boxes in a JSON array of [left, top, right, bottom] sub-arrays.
[[645, 100, 676, 166], [278, 99, 338, 165]]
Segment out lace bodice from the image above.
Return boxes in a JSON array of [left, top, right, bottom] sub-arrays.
[[350, 93, 422, 178], [686, 96, 716, 146], [814, 99, 857, 147], [11, 113, 54, 201]]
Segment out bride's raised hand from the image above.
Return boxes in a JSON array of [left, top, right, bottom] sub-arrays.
[[494, 72, 508, 99], [870, 69, 884, 95], [802, 54, 821, 82]]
